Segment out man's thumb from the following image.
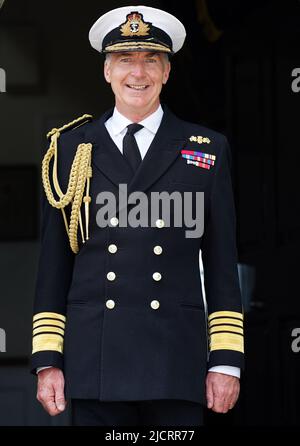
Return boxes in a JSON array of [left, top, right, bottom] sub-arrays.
[[55, 390, 66, 411]]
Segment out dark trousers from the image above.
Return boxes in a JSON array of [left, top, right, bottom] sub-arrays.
[[71, 399, 204, 426]]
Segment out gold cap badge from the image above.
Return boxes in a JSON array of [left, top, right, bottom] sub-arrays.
[[120, 12, 151, 37]]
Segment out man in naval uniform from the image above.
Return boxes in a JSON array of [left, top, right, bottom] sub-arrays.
[[31, 5, 244, 426]]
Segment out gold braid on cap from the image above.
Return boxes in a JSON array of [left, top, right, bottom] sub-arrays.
[[42, 114, 93, 254]]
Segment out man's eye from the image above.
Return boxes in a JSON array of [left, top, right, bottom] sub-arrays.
[[120, 58, 131, 63], [145, 59, 156, 63]]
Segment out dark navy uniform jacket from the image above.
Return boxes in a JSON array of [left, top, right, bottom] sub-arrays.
[[31, 106, 244, 404]]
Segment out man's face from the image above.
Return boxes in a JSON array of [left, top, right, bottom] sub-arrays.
[[104, 51, 171, 117]]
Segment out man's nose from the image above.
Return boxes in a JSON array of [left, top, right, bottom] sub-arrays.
[[130, 61, 146, 77]]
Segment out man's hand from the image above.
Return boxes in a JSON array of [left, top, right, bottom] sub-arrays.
[[206, 372, 240, 413], [36, 367, 67, 416]]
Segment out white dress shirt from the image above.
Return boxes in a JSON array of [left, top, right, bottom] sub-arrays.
[[104, 104, 164, 158], [37, 104, 240, 379]]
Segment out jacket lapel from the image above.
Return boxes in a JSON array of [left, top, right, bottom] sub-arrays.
[[127, 106, 186, 195], [85, 109, 133, 186]]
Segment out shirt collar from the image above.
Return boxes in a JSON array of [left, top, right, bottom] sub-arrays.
[[110, 105, 164, 136]]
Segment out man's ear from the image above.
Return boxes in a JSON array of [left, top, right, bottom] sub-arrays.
[[162, 62, 171, 85], [104, 61, 111, 83]]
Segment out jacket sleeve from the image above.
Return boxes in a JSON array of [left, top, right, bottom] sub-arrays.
[[30, 139, 75, 373], [201, 136, 244, 370]]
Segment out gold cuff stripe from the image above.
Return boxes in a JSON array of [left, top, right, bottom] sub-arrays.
[[33, 312, 66, 322], [209, 332, 244, 353], [209, 325, 244, 335], [208, 311, 243, 322], [32, 334, 64, 354], [104, 42, 171, 53], [209, 317, 243, 328], [33, 326, 65, 336], [33, 319, 65, 329]]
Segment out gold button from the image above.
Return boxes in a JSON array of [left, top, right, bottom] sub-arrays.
[[106, 299, 115, 309], [110, 217, 119, 227], [150, 300, 160, 310], [108, 244, 118, 254], [155, 219, 165, 228], [153, 245, 163, 255], [152, 272, 162, 281], [107, 271, 116, 281]]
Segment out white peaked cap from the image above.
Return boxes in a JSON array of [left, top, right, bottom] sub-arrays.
[[89, 5, 186, 55]]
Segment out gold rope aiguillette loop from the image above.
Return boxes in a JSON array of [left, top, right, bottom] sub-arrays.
[[42, 115, 93, 254]]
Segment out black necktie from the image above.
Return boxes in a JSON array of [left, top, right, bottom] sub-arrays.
[[123, 123, 143, 173]]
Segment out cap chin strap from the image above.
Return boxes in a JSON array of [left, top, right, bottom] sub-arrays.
[[42, 114, 93, 254]]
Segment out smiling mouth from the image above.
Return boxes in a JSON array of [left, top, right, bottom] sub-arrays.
[[126, 84, 149, 90]]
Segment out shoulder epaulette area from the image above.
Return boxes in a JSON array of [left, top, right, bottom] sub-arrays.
[[46, 114, 93, 140]]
